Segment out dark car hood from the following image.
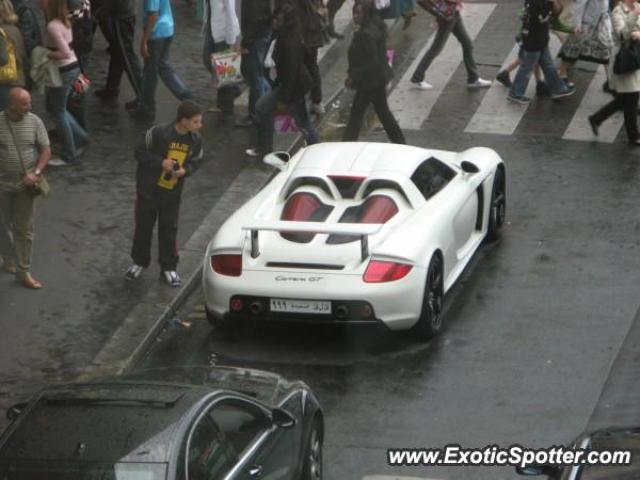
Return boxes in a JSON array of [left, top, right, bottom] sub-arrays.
[[119, 365, 303, 407]]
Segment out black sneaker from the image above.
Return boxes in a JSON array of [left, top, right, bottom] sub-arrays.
[[535, 81, 550, 97], [560, 77, 575, 89], [506, 94, 531, 105], [94, 88, 119, 100], [495, 70, 511, 87], [551, 85, 576, 100]]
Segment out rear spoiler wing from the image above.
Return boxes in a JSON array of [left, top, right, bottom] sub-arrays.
[[241, 221, 383, 262]]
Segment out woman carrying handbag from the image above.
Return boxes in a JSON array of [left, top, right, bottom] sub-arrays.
[[588, 0, 640, 145]]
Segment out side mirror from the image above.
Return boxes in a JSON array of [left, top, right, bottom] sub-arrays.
[[515, 465, 560, 476], [271, 408, 296, 429], [6, 402, 27, 421], [460, 160, 480, 174], [263, 151, 290, 171]]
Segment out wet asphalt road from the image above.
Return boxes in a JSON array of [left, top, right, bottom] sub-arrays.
[[2, 0, 640, 478], [134, 127, 640, 479]]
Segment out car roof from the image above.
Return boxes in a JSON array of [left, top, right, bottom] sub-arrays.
[[292, 142, 457, 178], [0, 383, 213, 464]]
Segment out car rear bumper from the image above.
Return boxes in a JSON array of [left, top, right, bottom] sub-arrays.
[[202, 261, 427, 331]]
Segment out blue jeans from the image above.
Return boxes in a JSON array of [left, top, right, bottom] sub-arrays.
[[241, 34, 271, 117], [509, 47, 569, 98], [46, 66, 89, 163], [141, 36, 192, 113], [255, 86, 320, 155]]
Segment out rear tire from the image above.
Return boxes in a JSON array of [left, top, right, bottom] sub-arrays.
[[487, 167, 506, 242], [301, 417, 323, 480], [410, 255, 444, 341]]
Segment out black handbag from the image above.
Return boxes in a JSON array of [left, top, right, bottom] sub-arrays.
[[613, 40, 640, 75]]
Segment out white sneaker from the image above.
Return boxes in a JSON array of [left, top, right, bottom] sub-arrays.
[[125, 264, 144, 280], [245, 148, 261, 157], [48, 156, 70, 166], [162, 270, 182, 287], [410, 80, 433, 90], [310, 103, 325, 115], [468, 78, 492, 89]]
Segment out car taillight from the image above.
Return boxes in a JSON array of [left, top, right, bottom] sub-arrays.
[[363, 260, 412, 283], [211, 254, 242, 277]]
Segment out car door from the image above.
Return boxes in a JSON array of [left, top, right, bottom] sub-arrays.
[[185, 412, 238, 480], [210, 397, 297, 480]]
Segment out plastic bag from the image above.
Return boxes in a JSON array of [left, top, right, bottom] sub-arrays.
[[274, 114, 298, 134], [211, 50, 243, 88]]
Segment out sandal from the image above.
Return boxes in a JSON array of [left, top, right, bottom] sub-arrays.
[[18, 274, 43, 290]]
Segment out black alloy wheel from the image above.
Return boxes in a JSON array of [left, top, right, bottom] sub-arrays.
[[301, 418, 323, 480], [487, 167, 506, 241], [411, 255, 444, 341]]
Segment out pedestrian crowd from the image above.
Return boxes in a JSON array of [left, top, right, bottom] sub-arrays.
[[1, 0, 640, 289]]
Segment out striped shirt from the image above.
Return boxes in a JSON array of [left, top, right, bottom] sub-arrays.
[[0, 111, 50, 193]]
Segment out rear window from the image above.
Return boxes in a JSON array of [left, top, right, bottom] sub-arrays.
[[411, 157, 456, 200], [280, 192, 333, 243], [327, 195, 398, 244], [328, 176, 365, 199]]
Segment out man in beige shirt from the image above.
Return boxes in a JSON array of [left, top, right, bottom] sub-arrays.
[[0, 87, 51, 289]]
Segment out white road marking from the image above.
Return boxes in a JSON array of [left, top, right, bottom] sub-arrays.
[[388, 3, 496, 130], [465, 35, 562, 136], [562, 66, 623, 143]]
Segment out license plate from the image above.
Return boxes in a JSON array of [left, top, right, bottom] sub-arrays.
[[270, 298, 331, 315]]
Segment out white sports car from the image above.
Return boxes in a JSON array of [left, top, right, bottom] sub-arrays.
[[202, 142, 505, 340]]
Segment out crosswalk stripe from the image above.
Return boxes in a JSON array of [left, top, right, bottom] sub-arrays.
[[562, 66, 623, 143], [388, 3, 496, 131], [465, 35, 562, 136]]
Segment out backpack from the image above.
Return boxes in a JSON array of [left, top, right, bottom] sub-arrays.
[[0, 28, 18, 84]]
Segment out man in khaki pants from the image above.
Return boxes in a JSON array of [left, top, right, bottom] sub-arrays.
[[0, 88, 51, 289]]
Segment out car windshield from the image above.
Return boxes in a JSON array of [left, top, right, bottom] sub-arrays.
[[0, 461, 167, 480]]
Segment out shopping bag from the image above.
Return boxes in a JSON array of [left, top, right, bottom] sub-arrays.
[[274, 114, 298, 134], [211, 50, 243, 88]]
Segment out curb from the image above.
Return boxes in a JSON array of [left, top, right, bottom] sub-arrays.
[[79, 86, 346, 381]]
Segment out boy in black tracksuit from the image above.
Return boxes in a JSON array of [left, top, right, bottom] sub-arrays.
[[126, 101, 204, 286]]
